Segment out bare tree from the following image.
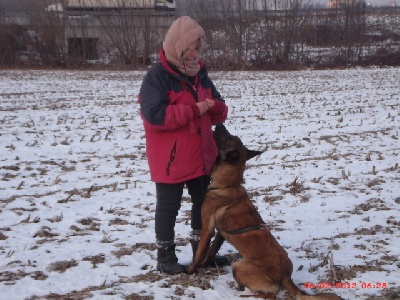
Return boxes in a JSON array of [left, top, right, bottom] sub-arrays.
[[24, 0, 68, 66], [189, 0, 259, 70], [313, 0, 367, 66], [86, 0, 164, 65], [341, 0, 367, 64], [0, 25, 25, 66], [189, 0, 315, 69], [249, 0, 313, 68]]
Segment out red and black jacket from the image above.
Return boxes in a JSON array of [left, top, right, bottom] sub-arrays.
[[139, 50, 228, 183]]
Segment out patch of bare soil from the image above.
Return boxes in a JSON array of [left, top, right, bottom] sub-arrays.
[[0, 270, 48, 284], [27, 266, 231, 300], [47, 260, 79, 273]]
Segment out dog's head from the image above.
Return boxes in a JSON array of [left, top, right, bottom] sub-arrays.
[[214, 123, 263, 164]]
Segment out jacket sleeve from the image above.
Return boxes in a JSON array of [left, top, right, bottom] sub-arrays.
[[206, 79, 228, 125], [139, 66, 197, 131], [208, 99, 228, 125]]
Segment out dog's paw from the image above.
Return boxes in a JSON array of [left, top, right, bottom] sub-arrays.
[[186, 265, 196, 274]]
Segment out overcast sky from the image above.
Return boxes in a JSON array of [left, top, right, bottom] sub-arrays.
[[0, 0, 398, 9], [359, 0, 396, 5], [318, 0, 397, 5]]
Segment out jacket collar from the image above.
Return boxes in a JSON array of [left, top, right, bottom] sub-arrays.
[[159, 49, 206, 80]]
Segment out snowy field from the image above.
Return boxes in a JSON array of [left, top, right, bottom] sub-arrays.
[[0, 68, 399, 300]]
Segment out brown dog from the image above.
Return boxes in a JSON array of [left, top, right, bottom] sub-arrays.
[[187, 124, 343, 300]]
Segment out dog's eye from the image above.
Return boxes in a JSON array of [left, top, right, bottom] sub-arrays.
[[226, 150, 240, 163]]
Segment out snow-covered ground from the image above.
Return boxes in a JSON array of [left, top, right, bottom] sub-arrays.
[[0, 68, 399, 300]]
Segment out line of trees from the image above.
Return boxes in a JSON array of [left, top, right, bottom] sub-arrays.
[[0, 0, 168, 67], [189, 0, 400, 69], [1, 0, 400, 69]]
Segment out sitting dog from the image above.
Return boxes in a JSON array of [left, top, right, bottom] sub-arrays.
[[187, 124, 343, 300]]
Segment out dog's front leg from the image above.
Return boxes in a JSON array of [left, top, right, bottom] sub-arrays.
[[186, 228, 214, 273], [200, 231, 225, 267]]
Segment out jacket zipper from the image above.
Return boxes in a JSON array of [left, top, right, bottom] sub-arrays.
[[183, 77, 198, 102], [166, 140, 177, 176]]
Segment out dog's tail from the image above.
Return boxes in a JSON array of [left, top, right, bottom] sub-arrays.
[[282, 277, 344, 300]]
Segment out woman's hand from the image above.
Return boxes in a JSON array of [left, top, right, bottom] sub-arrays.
[[196, 101, 208, 115], [205, 98, 215, 108], [196, 98, 215, 115]]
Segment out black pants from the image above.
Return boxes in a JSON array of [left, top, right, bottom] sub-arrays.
[[155, 175, 210, 242]]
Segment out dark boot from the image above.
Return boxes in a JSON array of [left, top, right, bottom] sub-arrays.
[[156, 242, 186, 274], [191, 240, 230, 267]]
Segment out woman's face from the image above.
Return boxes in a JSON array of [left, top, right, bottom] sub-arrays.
[[183, 39, 202, 61], [183, 48, 199, 61]]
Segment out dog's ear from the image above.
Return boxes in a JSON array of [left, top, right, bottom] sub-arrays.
[[246, 149, 263, 161], [225, 150, 241, 164]]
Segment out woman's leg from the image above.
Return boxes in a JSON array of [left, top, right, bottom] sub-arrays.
[[154, 182, 186, 274], [186, 175, 210, 232], [155, 182, 184, 241]]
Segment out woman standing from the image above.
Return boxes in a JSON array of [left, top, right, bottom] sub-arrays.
[[139, 16, 229, 274]]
